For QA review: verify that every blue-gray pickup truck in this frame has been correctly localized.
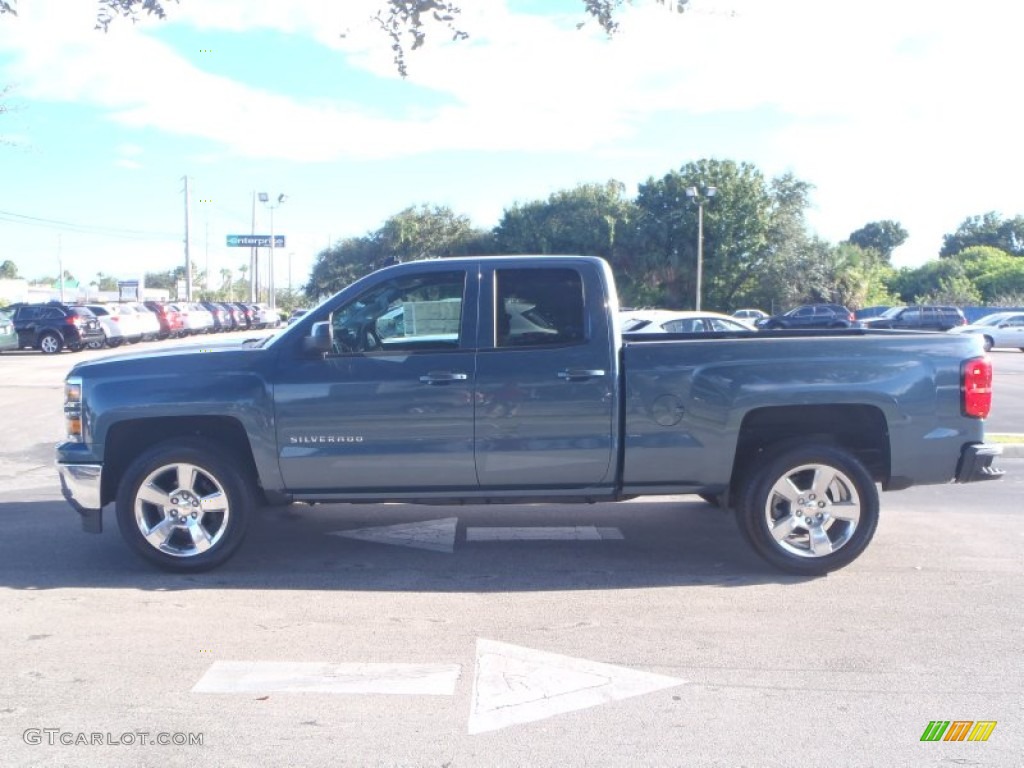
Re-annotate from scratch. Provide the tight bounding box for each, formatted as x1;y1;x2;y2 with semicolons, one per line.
56;256;1002;575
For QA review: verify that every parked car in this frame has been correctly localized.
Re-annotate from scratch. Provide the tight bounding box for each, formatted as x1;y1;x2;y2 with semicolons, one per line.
0;308;18;352
287;308;310;325
255;303;281;329
127;302;162;340
230;302;258;330
947;311;1024;351
854;305;891;320
84;304;137;348
6;302;105;353
620;310;756;334
170;303;214;335
859;305;967;332
731;308;768;322
143;301;184;339
200;301;232;332
759;303;857;329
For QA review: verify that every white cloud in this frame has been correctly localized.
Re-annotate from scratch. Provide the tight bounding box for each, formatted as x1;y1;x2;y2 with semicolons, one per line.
2;0;1022;269
3;0;1020;164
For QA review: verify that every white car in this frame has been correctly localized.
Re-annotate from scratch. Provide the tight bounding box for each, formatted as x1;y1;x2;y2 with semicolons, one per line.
619;309;757;334
126;302;162;340
255;303;281;329
947;311;1024;351
170;303;213;335
85;304;142;347
732;308;769;322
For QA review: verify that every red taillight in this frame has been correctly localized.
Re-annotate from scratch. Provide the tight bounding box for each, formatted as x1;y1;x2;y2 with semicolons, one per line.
962;356;992;419
65;315;81;326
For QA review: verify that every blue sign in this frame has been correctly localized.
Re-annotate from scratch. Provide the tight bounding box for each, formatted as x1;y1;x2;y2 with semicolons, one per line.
226;235;286;247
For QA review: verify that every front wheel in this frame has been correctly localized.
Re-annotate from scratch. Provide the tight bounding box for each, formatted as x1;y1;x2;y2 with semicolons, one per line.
115;438;255;571
735;444;879;576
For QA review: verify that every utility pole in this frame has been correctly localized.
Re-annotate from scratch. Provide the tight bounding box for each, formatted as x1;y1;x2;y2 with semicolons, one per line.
183;175;192;302
57;233;63;303
250;190;257;302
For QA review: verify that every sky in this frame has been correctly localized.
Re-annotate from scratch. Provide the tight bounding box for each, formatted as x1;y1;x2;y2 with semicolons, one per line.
1;0;1022;297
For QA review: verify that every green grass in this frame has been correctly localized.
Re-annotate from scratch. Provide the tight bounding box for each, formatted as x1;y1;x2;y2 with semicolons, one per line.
987;433;1024;444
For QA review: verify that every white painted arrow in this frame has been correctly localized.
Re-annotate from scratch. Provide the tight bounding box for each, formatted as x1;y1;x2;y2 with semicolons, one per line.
468;639;686;734
192;661;461;696
329;516;458;553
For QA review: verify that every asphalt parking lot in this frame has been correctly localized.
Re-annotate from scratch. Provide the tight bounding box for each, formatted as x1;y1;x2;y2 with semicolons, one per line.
0;339;1021;767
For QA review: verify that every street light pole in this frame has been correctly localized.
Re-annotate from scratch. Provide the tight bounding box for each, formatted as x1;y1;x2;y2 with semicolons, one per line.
258;192;287;310
685;185;716;311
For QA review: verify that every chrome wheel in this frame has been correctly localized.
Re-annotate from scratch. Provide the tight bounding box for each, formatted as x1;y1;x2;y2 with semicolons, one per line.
736;443;879;575
763;463;861;558
133;462;231;558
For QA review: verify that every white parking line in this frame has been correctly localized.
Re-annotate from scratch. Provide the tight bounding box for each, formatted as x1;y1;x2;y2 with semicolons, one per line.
192;661;461;695
465;526;624;541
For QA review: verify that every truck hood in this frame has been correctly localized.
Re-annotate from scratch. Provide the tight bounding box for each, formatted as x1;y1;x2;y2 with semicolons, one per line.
67;336;273;377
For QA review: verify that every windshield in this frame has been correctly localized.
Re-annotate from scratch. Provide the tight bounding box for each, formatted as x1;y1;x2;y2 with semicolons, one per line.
973;314;1008;326
879;306;907;318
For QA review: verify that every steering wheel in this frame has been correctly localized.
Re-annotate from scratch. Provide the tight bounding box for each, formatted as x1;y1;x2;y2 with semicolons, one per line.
331;327;358;355
359;324;382;351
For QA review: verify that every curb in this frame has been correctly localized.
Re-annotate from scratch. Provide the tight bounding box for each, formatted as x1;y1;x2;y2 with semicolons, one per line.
989;434;1024;459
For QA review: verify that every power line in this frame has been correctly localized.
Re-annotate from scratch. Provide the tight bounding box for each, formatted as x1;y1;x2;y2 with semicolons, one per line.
0;208;180;241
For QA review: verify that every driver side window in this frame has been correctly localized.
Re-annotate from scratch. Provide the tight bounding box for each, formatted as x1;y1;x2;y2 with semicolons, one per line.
328;270;466;355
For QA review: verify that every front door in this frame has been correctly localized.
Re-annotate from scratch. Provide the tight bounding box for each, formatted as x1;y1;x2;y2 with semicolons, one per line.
274;267;478;493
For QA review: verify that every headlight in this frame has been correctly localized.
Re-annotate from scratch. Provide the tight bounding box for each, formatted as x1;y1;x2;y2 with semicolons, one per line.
64;376;84;442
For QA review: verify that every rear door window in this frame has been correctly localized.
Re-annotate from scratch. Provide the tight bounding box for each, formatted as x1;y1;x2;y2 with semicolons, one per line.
493;268;585;348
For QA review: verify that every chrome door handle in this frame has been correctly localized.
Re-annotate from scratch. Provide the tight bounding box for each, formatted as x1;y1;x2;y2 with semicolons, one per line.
557;369;606;381
419;372;469;385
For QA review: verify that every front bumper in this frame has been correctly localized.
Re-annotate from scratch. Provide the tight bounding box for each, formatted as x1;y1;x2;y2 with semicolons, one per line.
955;443;1004;483
57;463;104;533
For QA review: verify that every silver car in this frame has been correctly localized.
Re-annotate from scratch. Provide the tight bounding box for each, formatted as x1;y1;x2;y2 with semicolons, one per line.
948;311;1024;351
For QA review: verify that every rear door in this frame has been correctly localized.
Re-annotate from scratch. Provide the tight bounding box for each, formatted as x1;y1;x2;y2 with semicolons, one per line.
474;261;617;488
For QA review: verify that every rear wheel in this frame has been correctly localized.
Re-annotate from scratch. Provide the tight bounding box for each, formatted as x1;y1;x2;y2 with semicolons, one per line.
38;332;63;354
983;336;993;352
735;444;879;575
115;438;254;571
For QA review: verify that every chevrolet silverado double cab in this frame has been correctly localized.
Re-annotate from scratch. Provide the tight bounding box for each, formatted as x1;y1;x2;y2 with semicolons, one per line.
56;256;1002;575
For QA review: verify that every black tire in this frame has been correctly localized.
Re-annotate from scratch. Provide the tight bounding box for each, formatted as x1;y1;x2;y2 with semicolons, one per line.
38;332;63;355
106;338;123;348
115;438;255;572
735;444;879;576
983;336;993;352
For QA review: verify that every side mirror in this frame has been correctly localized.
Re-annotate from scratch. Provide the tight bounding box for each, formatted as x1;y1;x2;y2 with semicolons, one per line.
303;321;332;355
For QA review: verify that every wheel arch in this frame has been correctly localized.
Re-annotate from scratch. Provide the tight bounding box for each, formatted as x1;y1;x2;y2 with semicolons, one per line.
731;404;890;494
101;416;259;507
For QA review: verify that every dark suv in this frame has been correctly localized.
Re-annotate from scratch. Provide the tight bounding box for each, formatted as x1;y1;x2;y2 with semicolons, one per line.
6;302;105;353
759;303;857;330
859;305;967;332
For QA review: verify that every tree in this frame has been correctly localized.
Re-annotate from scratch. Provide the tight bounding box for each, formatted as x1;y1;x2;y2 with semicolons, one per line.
495;181;636;261
0;259;19;279
940;212;1024;258
0;1;690;77
305;204;490;299
91;273;119;291
619;159;813;311
846;220;908;261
